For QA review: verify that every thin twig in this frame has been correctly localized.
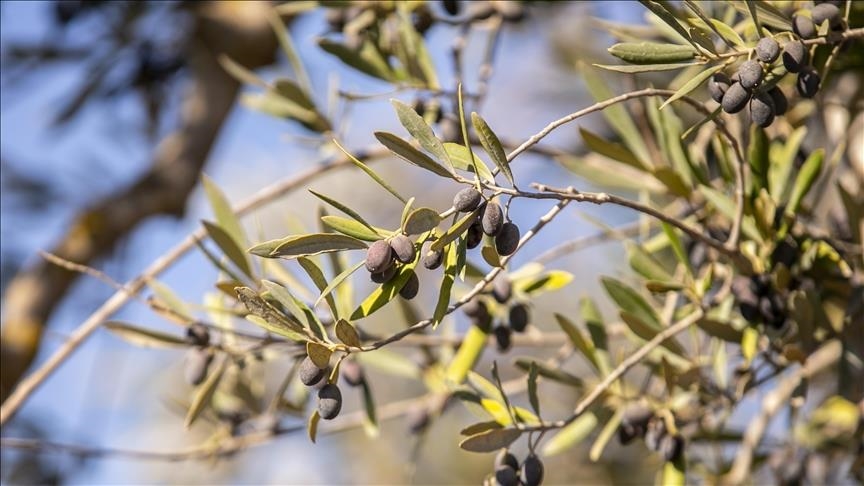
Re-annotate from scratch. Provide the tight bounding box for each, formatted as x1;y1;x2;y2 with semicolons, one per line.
517;308;705;432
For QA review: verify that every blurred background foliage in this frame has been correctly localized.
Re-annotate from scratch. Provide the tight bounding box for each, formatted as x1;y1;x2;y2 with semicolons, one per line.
0;0;861;484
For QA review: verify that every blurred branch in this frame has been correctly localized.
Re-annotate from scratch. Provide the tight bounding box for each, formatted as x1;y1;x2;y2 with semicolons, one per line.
725;340;842;484
0;1;281;411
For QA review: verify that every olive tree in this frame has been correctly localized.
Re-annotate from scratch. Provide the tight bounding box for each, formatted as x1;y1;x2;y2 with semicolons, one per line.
2;1;862;484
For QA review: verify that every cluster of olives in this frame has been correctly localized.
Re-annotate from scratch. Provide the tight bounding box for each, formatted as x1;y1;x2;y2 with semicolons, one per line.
485;448;544;486
184;323;214;386
710;2;844;127
453;187;521;256
299;356;343;420
617;404;684;463
462;276;532;352
732;274;788;329
365;233;420;300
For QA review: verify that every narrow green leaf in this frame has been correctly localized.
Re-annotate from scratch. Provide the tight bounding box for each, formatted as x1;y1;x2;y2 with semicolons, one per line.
527;362;540;417
332;139;407;203
217;55;267;88
513;358;583;387
185;357;226;428
148;279;193;321
306;342;332;369
236;286;307;340
298;257;340;321
262;280;325;340
601;276;662;329
309;189;378;234
659;64;723;110
391;99;452;171
661;223;691;277
315;260;365;308
459;428;522;453
589;408;623;462
558;154;664;192
593;62;700;73
638;1;699;50
403;207;441;235
460;421;503;436
471;112;514;187
608;42;696;64
374;131;454;179
446;325;488;384
625;241;675;282
456;84;479;178
307;410;321;443
516;270;574;295
542;412;599;456
317;38;394;82
321;215;385;242
697;318;744;343
699;185;763;243
355;348;421;380
431;206;483;252
360;380;379;438
433;241;459;326
104;321;188;348
335;319;361;347
443;143;496;183
786;149;824;215
662;458;687;486
202;221;252;279
249;233;368;259
351;265;419;320
579;128;644;170
578;63;652;168
202;175;247;254
555;314;600;373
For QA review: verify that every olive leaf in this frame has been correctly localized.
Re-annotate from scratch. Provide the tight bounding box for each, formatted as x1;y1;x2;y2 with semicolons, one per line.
104;321;188;348
471;112;514;187
321;215;386;242
391;99;452;171
335;319;361;347
185;356;227;428
332;139;408;204
249;233;368;259
202;220;253;279
542;412;599;456
458;428;522;453
608;42;696;64
402;207;441;235
374;131;454;179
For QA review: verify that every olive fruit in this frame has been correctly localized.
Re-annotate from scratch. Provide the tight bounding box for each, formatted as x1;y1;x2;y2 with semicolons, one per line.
797;69;821;98
738;60;764;90
340;360;364;387
467;219;484;249
495;449;520;470
317;384;343;420
494;465;519;486
508;303;530;332
399;271;420;300
462;298;489;319
755;37;780;63
782;41;808;73
749;92;775;128
660;434;684;462
370;264;397;284
495;222;520;256
520;454;545;486
768;87;788;116
390;235;416;264
492;277;512;303
481;202;504;236
474;311;494;333
721;82;750;113
299;356;326;386
494;324;513;352
621;404;653;437
365;239;394;274
184;347;213;386
792;14;816;39
442;0;460;16
453;187;483;212
811;3;841;28
186;323;210;347
423;249;444;270
708;72;730;103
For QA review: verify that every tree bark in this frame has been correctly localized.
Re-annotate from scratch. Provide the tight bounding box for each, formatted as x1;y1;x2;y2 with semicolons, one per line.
1;1;279;402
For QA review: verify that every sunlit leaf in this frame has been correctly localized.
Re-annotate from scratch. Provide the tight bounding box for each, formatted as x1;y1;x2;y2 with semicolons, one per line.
459;428;522;453
104;321;188;348
446;325;489;385
472;112;514;187
443;143;496;183
321;215;385;242
374;131;454;179
185;357;227;428
249;233;368;259
202;221;253;279
391;99;452;171
601;277;662;329
403;207;441;235
332;139;408;204
608;42;696;64
542;412;599;456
